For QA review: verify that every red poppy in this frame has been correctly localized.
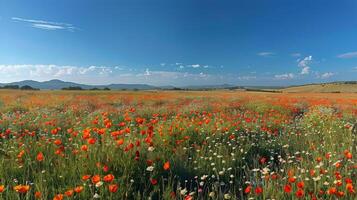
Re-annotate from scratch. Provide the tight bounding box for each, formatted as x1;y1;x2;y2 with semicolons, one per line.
284;184;292;193
163;161;170;170
82;175;91;181
108;184;119;193
35;191;41;198
13;185;30;194
65;190;74;197
0;185;5;193
74;186;83;193
297;181;304;189
103;174;115;183
255;186;263;195
244;185;251;194
116;138;124;146
53;194;64;200
288;177;296;183
295;189;304;198
150;178;158;185
91;175;101;184
36;152;44;162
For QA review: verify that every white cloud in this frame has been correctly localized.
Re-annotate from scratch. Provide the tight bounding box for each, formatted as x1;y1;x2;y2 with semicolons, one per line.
300;66;310;75
114;66;124;70
257;52;275;57
320;72;334;79
31;24;65;30
337;51;357;59
12;17;77;31
238;76;256;80
199;72;207;78
0;64;259;86
0;64;113;82
145;68;151;76
298;56;312;75
274;73;295;80
291;53;301;57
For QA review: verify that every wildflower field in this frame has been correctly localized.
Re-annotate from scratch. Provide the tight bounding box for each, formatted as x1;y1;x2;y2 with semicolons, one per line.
0;90;356;200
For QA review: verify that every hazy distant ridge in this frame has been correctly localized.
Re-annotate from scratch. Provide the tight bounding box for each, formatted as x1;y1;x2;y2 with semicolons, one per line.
0;79;157;90
0;79;355;91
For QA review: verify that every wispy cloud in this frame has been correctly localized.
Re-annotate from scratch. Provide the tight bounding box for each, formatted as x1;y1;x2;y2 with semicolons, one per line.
12;17;78;31
298;56;312;75
320;72;334;79
274;73;294;80
337;51;357;59
237;76;256;80
31;24;65;30
144;68;151;76
291;53;301;57
257;52;275;57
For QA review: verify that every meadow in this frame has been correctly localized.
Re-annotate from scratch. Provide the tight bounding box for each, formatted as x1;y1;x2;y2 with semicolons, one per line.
0;90;356;200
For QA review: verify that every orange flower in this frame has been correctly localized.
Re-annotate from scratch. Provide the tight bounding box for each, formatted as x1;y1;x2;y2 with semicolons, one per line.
74;186;84;193
163;161;170;170
91;175;101;184
53;139;62;146
328;187;337;195
35;191;42;198
53;194;63;200
17;150;25;159
345;152;352;160
116;138;124;146
346;183;355;194
82;175;91;181
108;184;119;193
288;177;296;183
81;145;88;151
13;185;30;194
103;174;115;183
36;152;44;162
65;189;74;197
0;185;5;193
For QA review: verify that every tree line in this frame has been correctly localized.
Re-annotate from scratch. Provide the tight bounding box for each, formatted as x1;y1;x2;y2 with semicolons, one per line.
0;85;39;90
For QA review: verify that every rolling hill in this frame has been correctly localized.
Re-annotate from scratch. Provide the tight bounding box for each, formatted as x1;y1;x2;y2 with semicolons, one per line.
281;82;357;93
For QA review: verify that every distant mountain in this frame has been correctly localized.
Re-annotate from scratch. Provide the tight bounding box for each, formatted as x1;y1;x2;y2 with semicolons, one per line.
0;80;241;90
182;84;237;90
0;79;157;90
3;79;354;91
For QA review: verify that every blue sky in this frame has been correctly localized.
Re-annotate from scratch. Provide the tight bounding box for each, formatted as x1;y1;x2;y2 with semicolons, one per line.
0;0;356;86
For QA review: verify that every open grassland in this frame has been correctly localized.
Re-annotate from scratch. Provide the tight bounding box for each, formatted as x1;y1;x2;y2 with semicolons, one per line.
281;83;357;93
0;90;356;199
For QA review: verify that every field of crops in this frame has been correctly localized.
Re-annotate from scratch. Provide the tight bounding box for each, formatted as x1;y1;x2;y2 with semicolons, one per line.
0;90;356;200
